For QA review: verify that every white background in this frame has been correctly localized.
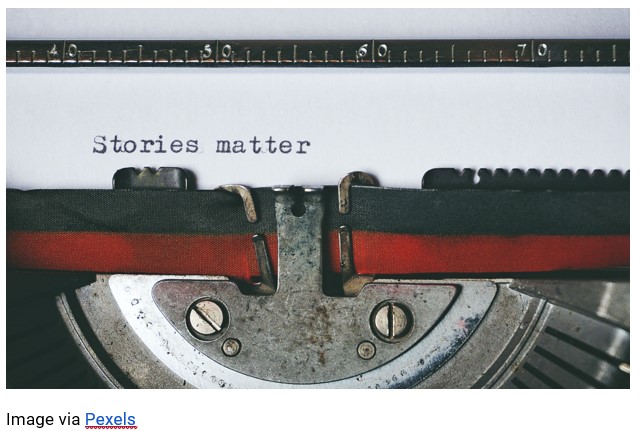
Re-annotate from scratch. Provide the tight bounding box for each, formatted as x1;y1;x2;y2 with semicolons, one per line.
2;6;635;431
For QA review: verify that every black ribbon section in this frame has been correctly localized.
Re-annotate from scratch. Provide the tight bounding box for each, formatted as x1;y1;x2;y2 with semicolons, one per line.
7;187;629;236
7;189;276;234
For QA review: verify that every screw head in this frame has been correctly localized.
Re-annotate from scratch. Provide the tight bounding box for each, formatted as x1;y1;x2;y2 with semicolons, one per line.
187;299;228;341
370;300;414;343
222;338;241;357
357;341;376;360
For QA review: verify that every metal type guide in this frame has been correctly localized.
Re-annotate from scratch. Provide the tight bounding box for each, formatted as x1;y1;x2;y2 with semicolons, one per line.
6;39;630;67
6;38;630;389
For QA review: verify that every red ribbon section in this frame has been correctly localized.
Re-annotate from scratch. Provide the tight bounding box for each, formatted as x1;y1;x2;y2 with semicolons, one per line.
7;231;629;278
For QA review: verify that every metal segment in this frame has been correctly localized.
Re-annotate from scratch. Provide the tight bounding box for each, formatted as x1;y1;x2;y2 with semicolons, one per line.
7;39;630;67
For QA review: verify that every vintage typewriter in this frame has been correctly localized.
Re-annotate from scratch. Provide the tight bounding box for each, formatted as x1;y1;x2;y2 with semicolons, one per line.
6;38;630;389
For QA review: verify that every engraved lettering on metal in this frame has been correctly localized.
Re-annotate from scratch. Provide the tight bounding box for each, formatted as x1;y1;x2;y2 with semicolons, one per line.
221;44;232;59
537;43;548;57
377;43;388;58
358;44;368;58
67;43;77;59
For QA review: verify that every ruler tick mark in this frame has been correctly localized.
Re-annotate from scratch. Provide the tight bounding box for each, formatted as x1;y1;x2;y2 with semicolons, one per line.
419;50;423;62
580;50;584;63
467;50;471;63
293;44;297;63
530;40;535;63
247;50;251;63
612;44;617;63
596;49;600;63
451;44;455;63
277;50;281;63
324;50;328;63
403;50;407;63
138;45;143;62
435;50;438;63
499;50;503;62
547;49;551;62
564;50;567;63
262;50;266;63
340;50;344;63
483;50;487;63
515;50;519;62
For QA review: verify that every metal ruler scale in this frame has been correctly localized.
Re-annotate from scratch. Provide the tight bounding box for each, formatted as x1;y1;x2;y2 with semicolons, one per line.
7;39;630;67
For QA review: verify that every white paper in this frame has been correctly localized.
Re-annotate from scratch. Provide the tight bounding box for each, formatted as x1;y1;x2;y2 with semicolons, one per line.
6;67;629;189
6;8;630;190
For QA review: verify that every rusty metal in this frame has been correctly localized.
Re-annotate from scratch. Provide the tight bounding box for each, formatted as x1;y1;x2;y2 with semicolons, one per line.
339;225;374;297
337;171;378;215
216;184;258;223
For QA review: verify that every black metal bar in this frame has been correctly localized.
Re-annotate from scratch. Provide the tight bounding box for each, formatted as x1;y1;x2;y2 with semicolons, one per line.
6;39;630;67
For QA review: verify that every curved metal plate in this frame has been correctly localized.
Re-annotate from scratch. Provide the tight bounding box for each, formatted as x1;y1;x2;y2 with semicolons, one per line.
109;275;496;388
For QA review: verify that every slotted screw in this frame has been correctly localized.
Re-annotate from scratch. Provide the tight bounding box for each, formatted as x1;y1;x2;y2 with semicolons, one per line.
188;300;225;338
371;301;414;343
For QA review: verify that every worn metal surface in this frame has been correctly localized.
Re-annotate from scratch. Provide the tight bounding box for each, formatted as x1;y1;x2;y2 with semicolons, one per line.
337;171;378;215
112;167;189;190
511;278;629;330
145;190;495;384
492;278;630;388
371;300;414;343
38;184;628;388
54;274;629;388
187;299;227;340
7;39;630;67
64;274;197;388
114;275;496;387
216;184;258;223
357;341;376;360
496;302;630;388
339;225;375;297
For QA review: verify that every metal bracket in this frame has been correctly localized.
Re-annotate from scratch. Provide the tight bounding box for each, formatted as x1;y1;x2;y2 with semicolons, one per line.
337;172;379;296
338;171;378;215
339;225;374;297
216;184;258;222
243;234;276;296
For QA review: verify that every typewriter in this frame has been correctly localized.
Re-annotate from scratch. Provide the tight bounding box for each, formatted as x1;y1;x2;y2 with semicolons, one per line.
6;34;630;389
